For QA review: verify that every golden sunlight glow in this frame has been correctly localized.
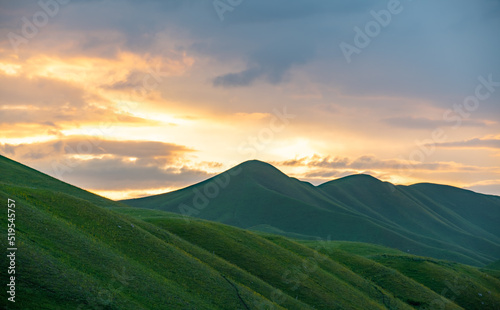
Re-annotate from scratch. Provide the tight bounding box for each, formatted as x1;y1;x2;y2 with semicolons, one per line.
268;138;316;160
69;154;105;161
59;124;167;142
234;112;272;120
382;174;414;185
1;135;56;145
92;187;179;201
115;107;193;127
0;62;21;75
0;105;34;110
26;52;194;89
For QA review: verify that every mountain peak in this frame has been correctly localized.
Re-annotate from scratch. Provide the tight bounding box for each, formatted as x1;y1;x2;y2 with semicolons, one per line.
319;173;384;189
231;159;285;176
339;174;381;181
238;159;272;167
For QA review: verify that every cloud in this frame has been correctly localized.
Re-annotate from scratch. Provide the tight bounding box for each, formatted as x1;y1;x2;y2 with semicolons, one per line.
0;136;213;191
274;154;487;173
0;73;159;131
303;170;347;179
0;74;90;108
1;136;193;161
213;41;314;87
383;116;488;129
432;138;500;149
465;180;500;196
106;70;152;90
53;157;213;191
279;155;349;168
3;0;500;107
275;154;500;194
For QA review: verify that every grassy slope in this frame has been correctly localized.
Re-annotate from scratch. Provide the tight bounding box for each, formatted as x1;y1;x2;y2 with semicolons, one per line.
0;154;122;208
145;217;393;309
298;240;408;257
123;160;500;266
486;259;500;270
0;186;280;310
318;176;500;265
127;209;500;310
0;156;281;309
319;176;500;254
2;155;500;309
373;255;500;309
299;240;500;309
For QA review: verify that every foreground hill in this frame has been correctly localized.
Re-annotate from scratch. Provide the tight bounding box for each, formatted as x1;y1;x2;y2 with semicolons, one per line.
1;154;500;309
122;160;500;266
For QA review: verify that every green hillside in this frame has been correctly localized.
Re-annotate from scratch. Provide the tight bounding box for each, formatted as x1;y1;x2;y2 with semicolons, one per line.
486;259;500;271
0;155;122;209
2;154;500;309
122;160;500;266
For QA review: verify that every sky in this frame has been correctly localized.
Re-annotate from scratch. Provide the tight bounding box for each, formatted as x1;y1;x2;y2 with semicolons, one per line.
1;0;500;199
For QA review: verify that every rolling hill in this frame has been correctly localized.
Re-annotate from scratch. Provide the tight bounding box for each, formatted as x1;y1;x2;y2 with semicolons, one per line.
123;160;500;267
2;154;500;309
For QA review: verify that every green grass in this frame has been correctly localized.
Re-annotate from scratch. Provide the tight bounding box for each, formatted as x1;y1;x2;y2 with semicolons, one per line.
1;186;268;309
485;259;500;270
122;160;500;266
299;240;500;309
0;154;124;209
276;237;460;309
373;255;500;309
144;216;391;309
298;240;408;257
2;155;500;309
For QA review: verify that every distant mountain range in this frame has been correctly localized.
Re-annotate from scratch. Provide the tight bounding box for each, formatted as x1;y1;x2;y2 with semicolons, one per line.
122;160;500;266
2;154;500;309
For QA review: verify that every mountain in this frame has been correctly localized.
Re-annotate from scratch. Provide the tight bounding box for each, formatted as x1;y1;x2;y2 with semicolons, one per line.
1;154;500;309
122;160;500;266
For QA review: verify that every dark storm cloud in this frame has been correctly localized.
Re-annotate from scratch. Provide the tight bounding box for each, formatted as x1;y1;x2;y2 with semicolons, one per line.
213;41;314;87
3;0;499;105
